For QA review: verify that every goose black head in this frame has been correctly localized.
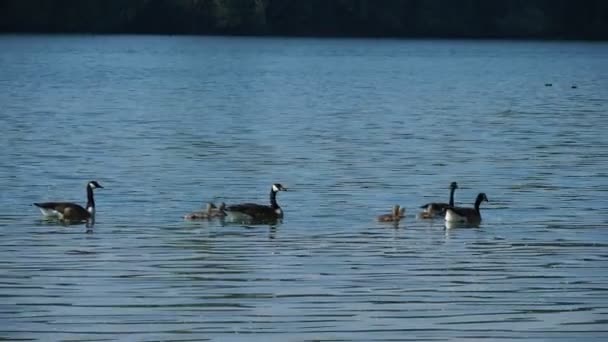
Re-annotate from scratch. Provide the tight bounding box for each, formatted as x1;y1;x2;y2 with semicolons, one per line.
477;193;489;203
272;183;287;192
450;182;458;190
392;205;400;216
88;181;103;189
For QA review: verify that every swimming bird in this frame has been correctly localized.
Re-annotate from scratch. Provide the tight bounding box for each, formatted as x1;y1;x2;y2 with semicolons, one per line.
184;202;226;220
445;192;489;224
184;202;227;220
419;182;458;218
34;181;103;223
377;205;406;222
223;183;287;223
184;202;216;220
213;202;227;218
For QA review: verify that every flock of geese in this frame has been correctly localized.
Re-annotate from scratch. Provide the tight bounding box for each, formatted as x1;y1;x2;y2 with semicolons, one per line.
374;181;489;225
33;181;489;227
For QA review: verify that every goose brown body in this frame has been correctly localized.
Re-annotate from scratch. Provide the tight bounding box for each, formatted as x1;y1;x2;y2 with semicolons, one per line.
445;193;489;224
419;182;458;218
34;181;103;223
34;202;91;221
223;184;287;223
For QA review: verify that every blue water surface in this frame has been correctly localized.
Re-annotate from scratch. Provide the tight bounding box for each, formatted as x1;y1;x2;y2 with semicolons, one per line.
1;35;607;341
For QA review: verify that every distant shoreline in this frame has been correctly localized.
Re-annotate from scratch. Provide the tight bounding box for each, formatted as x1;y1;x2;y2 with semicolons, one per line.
2;0;607;41
1;32;607;42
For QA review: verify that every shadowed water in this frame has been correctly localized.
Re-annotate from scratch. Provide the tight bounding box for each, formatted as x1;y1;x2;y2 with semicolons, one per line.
1;36;608;341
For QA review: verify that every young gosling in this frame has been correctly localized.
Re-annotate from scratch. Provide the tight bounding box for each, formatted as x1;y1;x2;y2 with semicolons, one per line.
184;202;216;220
377;205;406;222
212;202;227;218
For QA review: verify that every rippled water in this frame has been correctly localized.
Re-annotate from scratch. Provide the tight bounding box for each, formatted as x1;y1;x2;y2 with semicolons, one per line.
1;35;608;341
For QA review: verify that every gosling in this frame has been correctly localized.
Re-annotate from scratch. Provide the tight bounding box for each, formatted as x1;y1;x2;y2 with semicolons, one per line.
377;205;406;222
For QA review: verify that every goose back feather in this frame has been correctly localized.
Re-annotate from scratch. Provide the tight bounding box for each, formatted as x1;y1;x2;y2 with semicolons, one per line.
445;192;488;224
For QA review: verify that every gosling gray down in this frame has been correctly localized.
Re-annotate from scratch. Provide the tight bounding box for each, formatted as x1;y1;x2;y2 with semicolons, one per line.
377;205;406;222
184;202;226;220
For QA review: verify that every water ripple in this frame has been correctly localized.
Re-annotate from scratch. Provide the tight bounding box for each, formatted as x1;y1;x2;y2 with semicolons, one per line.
1;36;608;341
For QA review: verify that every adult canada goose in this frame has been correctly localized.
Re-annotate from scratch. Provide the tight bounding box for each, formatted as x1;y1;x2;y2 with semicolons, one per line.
223;183;287;223
445;192;489;224
34;181;103;223
377;205;406;222
184;202;227;220
419;182;458;218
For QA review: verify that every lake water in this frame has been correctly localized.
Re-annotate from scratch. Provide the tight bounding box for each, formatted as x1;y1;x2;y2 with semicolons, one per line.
1;35;607;341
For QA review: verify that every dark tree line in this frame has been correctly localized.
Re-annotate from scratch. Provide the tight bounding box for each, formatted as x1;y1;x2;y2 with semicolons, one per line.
1;0;607;39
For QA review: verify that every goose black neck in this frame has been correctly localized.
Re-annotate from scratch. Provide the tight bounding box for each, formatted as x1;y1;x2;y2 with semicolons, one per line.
474;195;483;213
86;185;95;210
449;187;456;207
270;189;280;209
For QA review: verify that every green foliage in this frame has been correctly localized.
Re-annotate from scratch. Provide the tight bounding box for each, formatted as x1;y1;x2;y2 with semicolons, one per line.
0;0;606;39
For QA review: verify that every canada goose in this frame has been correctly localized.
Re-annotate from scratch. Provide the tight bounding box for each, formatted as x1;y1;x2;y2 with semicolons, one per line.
377;205;406;222
419;182;458;218
223;183;287;223
445;192;489;224
398;207;405;218
34;181;103;222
